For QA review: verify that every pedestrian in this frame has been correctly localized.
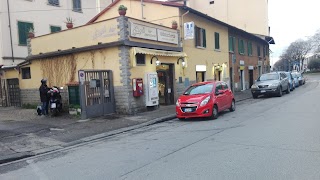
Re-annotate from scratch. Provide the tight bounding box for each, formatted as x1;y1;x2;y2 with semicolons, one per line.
39;79;49;116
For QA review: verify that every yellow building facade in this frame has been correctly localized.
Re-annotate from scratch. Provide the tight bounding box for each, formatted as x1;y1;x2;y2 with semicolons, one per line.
188;0;269;36
0;0;233;117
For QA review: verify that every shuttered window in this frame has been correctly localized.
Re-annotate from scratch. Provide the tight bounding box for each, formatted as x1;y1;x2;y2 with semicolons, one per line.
248;41;253;56
229;36;235;52
73;0;82;12
195;26;206;48
214;32;220;50
48;0;59;6
50;26;61;33
238;38;245;54
18;21;34;45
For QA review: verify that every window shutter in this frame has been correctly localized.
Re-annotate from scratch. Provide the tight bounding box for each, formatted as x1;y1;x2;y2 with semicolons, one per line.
238;39;241;54
203;29;206;48
195;26;199;47
18;22;26;45
18;22;33;45
51;26;61;33
215;32;219;49
233;37;235;51
228;36;232;51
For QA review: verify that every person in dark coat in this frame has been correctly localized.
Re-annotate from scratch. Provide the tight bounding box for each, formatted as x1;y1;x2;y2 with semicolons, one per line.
39;79;49;115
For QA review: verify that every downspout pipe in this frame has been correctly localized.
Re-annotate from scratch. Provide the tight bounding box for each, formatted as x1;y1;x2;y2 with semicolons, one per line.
6;0;15;65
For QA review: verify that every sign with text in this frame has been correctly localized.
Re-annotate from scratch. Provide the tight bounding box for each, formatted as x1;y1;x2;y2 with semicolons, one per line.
130;22;157;41
184;22;194;40
157;29;178;44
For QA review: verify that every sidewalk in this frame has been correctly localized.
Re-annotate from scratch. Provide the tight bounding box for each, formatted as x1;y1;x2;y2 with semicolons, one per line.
0;91;252;164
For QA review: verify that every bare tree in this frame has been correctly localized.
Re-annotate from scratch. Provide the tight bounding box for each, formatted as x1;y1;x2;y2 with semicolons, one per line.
285;39;313;71
311;29;320;53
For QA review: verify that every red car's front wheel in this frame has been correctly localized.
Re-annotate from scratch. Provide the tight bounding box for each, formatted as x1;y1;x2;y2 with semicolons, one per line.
210;105;219;120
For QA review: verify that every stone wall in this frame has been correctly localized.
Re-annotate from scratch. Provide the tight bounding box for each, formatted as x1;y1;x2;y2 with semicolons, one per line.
20;88;69;109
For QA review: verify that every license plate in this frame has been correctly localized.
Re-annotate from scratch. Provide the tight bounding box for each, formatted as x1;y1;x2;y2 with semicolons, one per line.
261;90;266;93
184;108;192;112
51;103;56;108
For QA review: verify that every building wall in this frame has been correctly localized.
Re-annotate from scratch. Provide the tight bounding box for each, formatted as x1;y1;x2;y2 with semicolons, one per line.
187;0;269;36
228;31;269;91
0;0;112;66
95;0;180;29
31;18;119;55
182;11;230;83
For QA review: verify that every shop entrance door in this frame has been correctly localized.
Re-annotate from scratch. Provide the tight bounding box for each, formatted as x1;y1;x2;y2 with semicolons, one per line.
157;64;174;105
249;70;254;88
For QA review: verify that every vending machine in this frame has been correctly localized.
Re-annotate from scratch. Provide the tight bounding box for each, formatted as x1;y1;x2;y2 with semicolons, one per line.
144;72;159;107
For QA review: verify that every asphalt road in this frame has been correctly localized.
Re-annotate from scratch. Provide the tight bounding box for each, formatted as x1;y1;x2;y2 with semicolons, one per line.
1;74;320;180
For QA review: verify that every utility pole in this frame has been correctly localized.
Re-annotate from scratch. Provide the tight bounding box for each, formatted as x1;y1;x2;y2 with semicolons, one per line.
7;0;15;65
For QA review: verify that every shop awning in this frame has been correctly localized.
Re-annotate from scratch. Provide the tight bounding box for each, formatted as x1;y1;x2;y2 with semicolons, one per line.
132;47;186;57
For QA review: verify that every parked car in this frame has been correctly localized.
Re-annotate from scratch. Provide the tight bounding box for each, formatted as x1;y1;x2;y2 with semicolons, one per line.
282;71;295;91
251;72;290;98
291;73;300;88
176;81;235;120
295;72;306;85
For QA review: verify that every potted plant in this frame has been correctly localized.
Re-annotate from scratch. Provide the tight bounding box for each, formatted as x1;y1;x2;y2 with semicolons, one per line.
118;5;127;16
172;20;178;29
28;27;35;38
65;17;74;29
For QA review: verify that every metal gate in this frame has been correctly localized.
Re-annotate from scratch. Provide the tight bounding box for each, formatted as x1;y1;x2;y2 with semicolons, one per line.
7;78;21;107
79;70;115;119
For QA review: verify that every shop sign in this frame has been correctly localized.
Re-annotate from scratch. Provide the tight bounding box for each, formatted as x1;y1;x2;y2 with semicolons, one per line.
184;22;194;40
130;22;157;41
157;29;178;44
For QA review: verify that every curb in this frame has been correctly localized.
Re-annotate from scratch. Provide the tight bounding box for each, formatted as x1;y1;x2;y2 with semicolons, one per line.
0;114;177;165
0;152;34;164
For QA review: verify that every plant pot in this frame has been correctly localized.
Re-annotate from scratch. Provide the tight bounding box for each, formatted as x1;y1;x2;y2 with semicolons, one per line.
69;108;77;115
118;10;127;16
66;23;73;29
28;32;35;38
172;24;178;30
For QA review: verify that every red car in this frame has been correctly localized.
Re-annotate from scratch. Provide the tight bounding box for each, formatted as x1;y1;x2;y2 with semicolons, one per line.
176;81;235;120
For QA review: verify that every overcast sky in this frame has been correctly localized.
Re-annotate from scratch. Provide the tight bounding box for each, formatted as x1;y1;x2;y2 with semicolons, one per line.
269;0;320;65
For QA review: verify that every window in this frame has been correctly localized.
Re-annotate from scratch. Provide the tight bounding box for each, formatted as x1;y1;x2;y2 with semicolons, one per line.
247;41;253;56
229;36;235;52
21;67;31;79
263;45;266;57
222;83;229;90
257;45;261;57
73;0;82;12
183;84;213;95
136;54;145;65
48;0;59;6
238;39;245;54
18;21;34;45
215;83;223;92
214;32;220;50
195;26;206;48
50;26;61;33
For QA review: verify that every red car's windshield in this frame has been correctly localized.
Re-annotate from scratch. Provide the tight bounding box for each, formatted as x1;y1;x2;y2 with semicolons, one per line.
183;84;214;95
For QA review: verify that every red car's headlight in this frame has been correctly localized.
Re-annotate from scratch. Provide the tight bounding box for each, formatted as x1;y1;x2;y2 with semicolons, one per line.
200;96;211;107
176;100;180;107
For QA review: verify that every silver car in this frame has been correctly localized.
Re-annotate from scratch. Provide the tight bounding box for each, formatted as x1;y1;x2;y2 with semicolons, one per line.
251;72;290;98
